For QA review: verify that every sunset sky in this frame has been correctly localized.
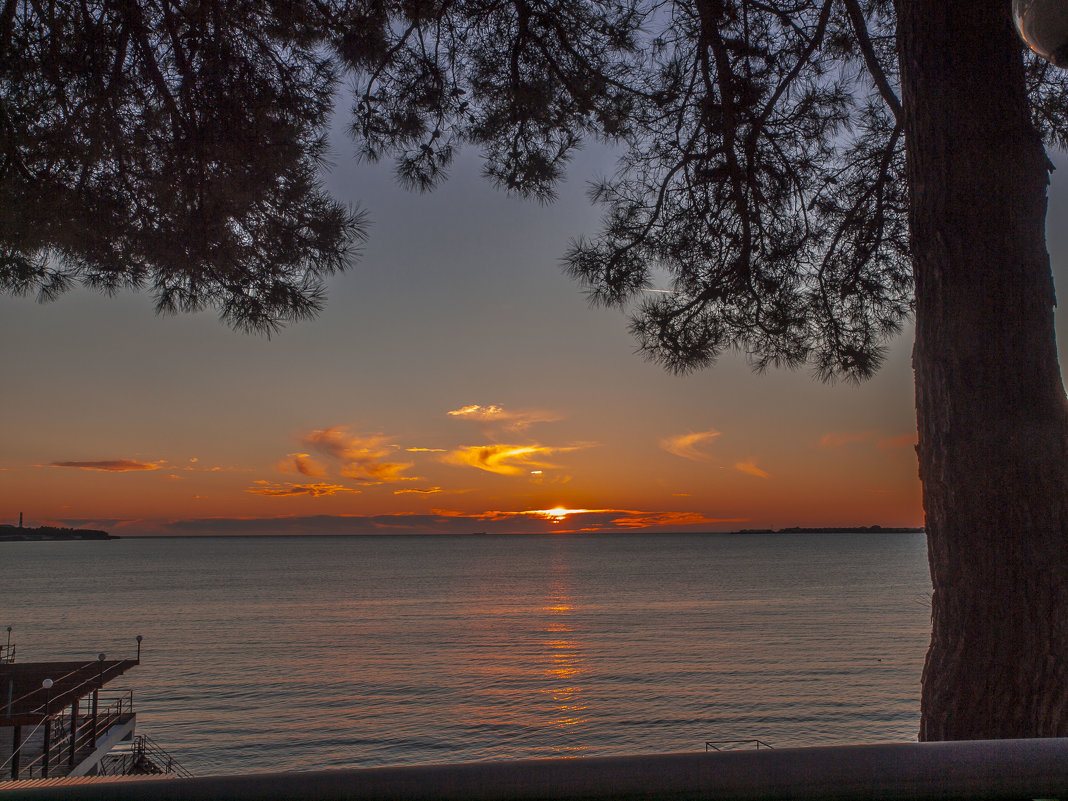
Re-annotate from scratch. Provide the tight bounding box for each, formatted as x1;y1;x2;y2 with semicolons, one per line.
3;114;1067;536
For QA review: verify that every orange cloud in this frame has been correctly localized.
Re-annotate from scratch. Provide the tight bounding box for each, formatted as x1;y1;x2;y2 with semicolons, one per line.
406;447;446;453
302;426;414;484
340;461;414;483
605;511;747;529
278;452;327;477
148;509;752;537
50;459;161;472
246;481;361;497
735;461;770;478
394;487;445;495
442;444;574;475
878;433;917;450
471;507;749;532
819;431;877;448
523;506;601;521
447;404;561;434
660;429;721;461
448;404;507;421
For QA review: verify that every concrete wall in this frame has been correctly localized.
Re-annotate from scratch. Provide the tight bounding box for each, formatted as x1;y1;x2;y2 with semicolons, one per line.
2;738;1068;800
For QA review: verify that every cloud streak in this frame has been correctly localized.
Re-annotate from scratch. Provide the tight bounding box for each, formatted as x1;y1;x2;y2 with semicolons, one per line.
246;481;362;498
447;404;561;434
819;431;877;448
50;459;161;472
660;429;721;461
442;444;576;475
735;461;770;478
878;433;917;450
152;509;748;536
474;508;749;533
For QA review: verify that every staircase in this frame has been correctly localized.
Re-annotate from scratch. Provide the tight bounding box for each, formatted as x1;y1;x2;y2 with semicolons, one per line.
99;734;192;778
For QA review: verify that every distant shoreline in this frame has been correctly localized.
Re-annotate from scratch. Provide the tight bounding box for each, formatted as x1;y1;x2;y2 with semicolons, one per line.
115;526;924;538
0;525;923;540
723;525;924;535
0;525;116;541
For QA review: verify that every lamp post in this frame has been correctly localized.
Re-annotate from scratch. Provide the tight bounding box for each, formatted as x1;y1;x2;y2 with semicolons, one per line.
91;653;105;748
40;678;53;779
136;635;142;663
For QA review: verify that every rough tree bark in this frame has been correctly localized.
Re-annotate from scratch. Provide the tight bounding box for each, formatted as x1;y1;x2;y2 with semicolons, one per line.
895;0;1068;739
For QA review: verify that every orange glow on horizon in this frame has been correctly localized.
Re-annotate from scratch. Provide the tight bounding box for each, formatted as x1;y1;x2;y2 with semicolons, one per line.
528;507;593;522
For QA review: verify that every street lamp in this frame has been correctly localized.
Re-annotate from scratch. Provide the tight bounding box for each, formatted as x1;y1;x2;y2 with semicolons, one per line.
92;655;105;748
1014;0;1068;66
41;678;53;779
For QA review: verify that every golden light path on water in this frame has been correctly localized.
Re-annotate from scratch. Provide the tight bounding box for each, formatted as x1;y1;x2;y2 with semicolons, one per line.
541;551;589;753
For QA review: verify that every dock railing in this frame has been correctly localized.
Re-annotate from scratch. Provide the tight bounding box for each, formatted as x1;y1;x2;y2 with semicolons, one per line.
99;734;193;779
3;738;1068;800
16;690;135;780
705;739;775;751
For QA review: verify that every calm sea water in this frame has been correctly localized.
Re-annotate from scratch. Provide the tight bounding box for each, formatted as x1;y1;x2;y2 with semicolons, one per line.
2;532;931;776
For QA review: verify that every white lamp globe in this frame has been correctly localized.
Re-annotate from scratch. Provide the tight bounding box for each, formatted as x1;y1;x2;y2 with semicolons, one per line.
1014;0;1068;67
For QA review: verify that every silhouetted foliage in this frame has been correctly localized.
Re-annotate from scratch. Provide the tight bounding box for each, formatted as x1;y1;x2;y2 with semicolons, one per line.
343;0;644;201
1;0;365;333
565;0;911;381
10;1;1065;371
338;0;1068;381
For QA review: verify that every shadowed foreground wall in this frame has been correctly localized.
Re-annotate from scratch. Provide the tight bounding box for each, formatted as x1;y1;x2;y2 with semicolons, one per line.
3;739;1068;800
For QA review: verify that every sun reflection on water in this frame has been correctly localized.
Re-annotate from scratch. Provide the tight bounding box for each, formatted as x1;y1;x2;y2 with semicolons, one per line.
540;553;589;751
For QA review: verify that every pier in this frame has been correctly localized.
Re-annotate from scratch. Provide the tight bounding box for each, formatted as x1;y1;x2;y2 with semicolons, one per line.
0;636;185;782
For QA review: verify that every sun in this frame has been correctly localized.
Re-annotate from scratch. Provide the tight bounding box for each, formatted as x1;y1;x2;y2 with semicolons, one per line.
525;506;590;523
522;506;598;525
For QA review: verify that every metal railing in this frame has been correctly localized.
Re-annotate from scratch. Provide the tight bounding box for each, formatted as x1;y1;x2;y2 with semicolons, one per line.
100;735;192;779
17;690;135;779
706;738;775;750
3;738;1068;800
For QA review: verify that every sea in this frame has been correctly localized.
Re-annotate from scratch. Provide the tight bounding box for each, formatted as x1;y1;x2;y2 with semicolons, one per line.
2;531;932;776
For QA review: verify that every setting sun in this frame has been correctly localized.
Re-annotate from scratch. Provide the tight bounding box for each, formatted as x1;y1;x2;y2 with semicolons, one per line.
529;507;586;522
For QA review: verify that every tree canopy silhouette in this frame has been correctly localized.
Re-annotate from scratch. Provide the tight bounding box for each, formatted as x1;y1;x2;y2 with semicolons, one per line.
4;0;1068;740
1;0;364;332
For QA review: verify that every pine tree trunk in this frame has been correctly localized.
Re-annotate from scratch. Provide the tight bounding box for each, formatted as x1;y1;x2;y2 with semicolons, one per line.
895;0;1068;739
